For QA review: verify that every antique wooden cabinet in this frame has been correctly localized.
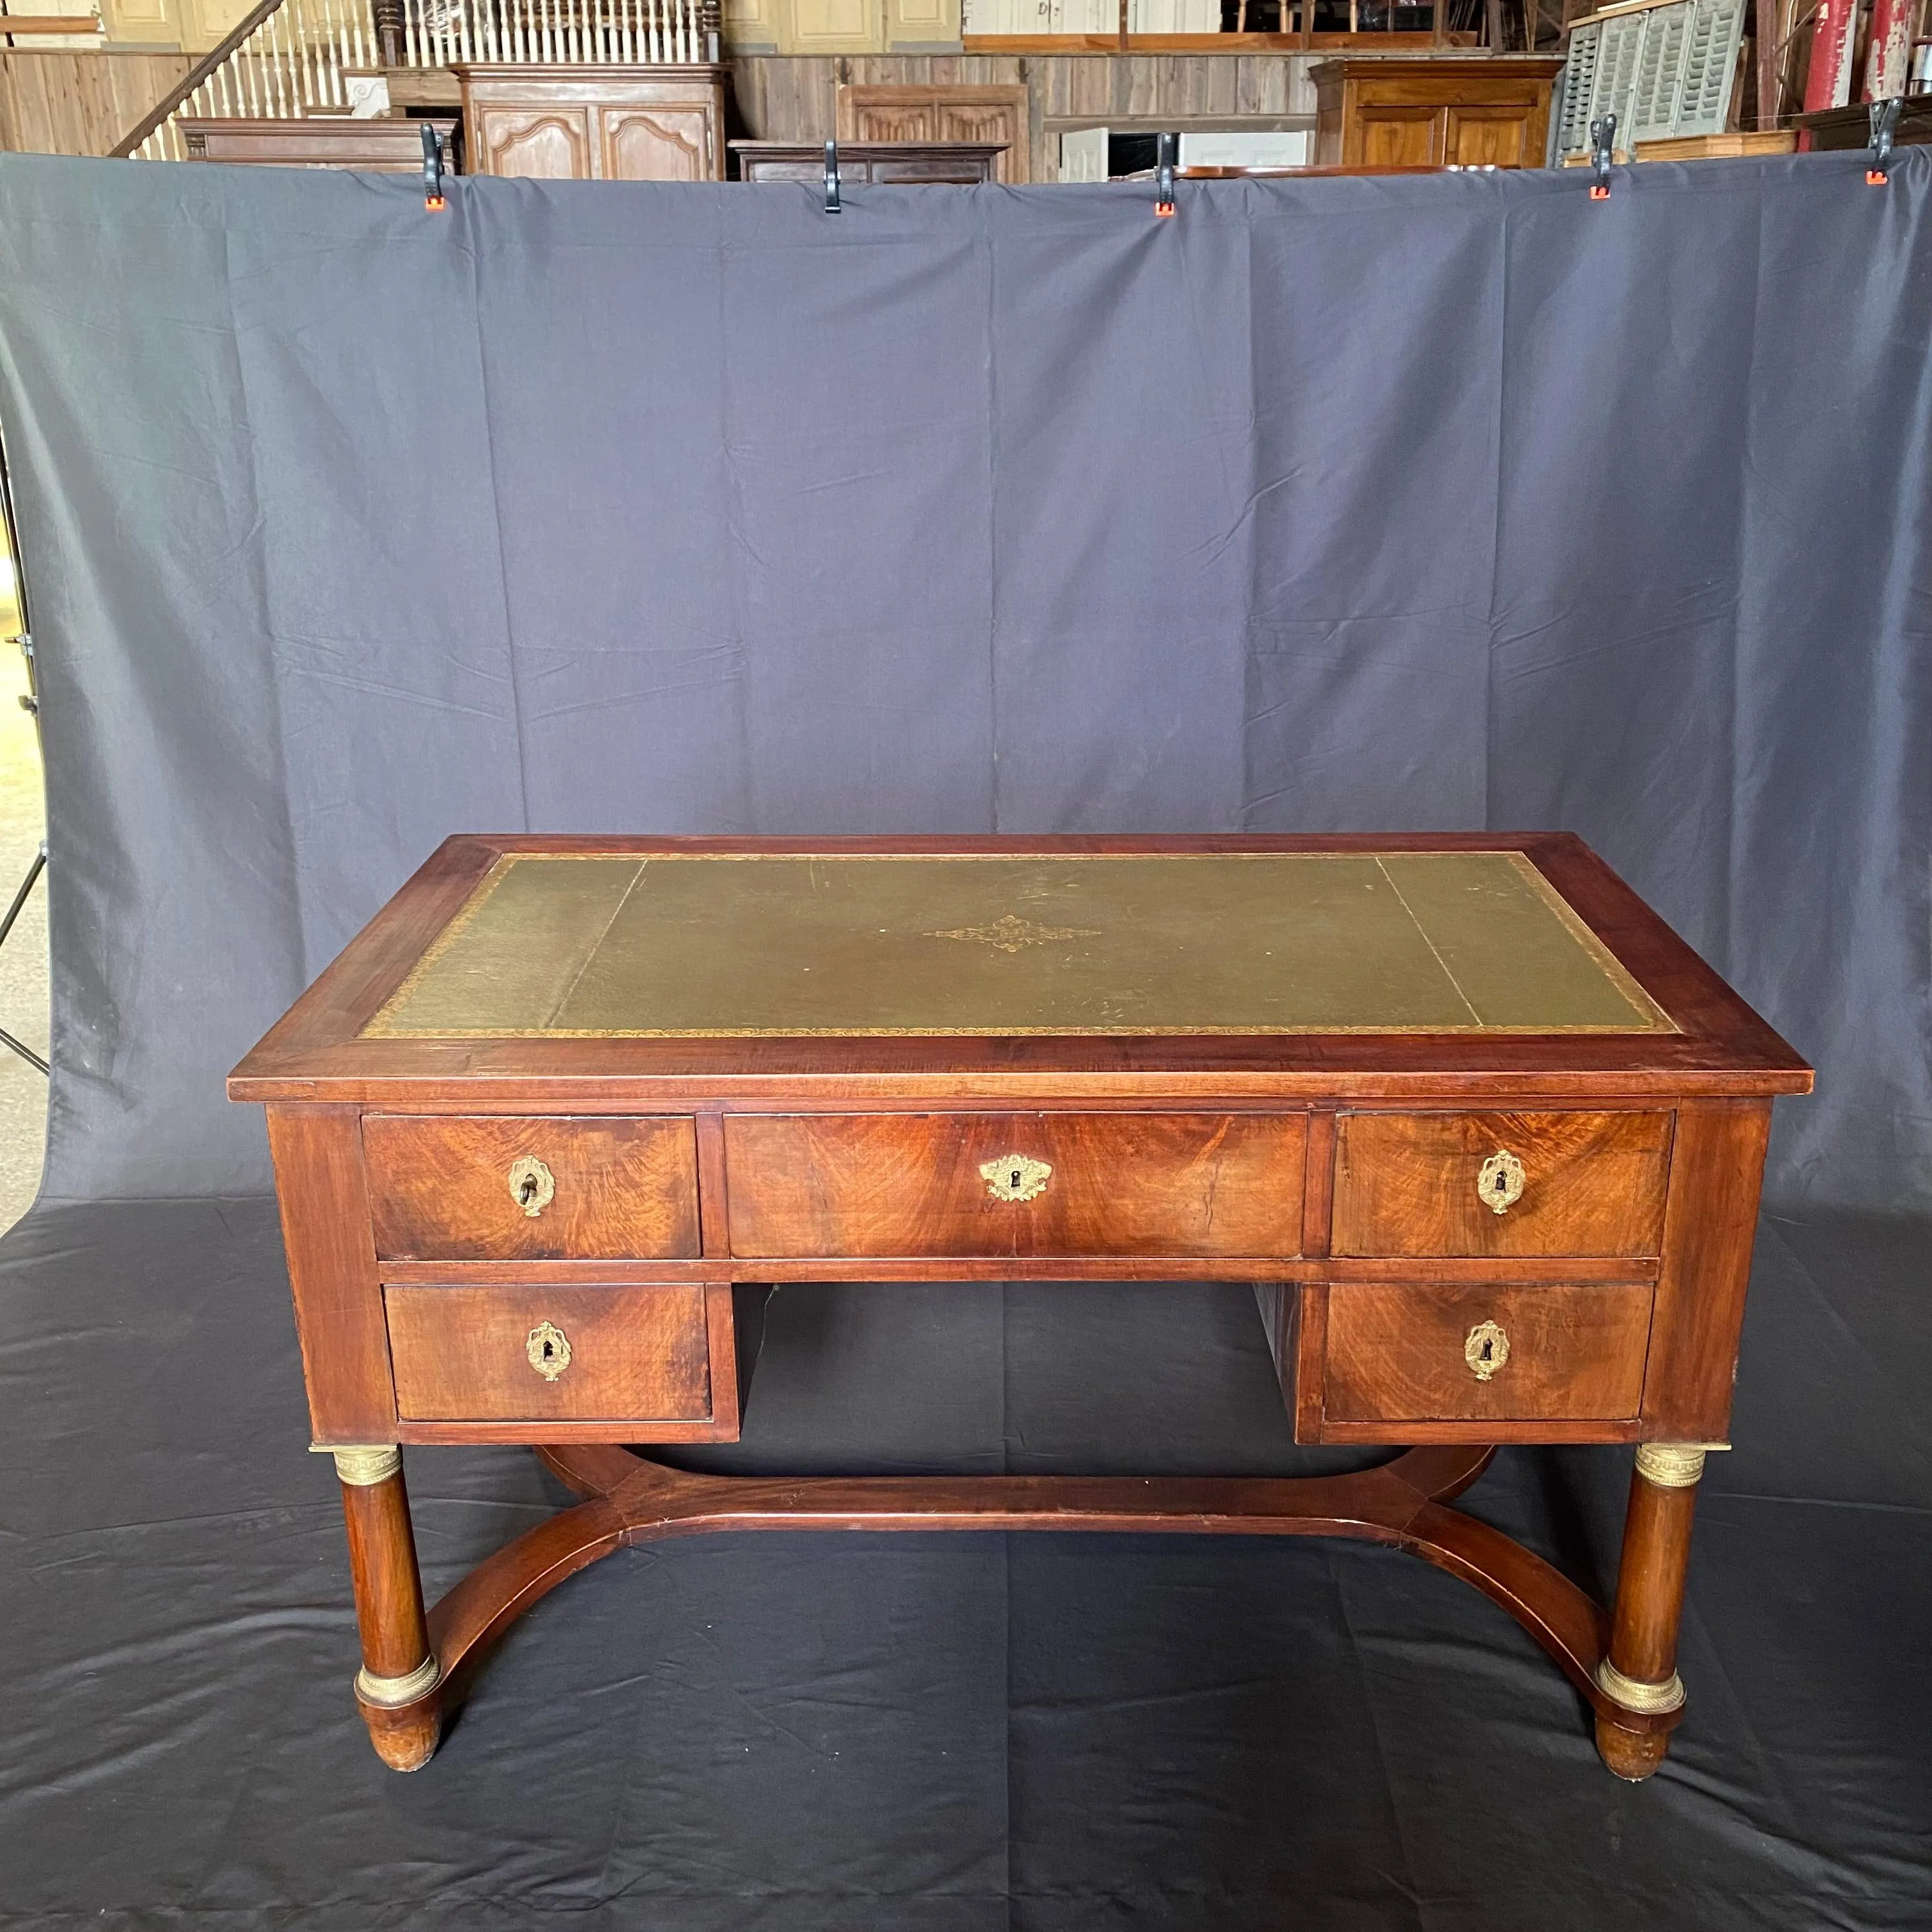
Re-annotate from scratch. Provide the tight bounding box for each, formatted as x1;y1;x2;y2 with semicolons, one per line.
836;80;1030;181
176;115;460;171
733;137;1006;180
232;834;1809;1780
456;63;730;180
1312;55;1565;168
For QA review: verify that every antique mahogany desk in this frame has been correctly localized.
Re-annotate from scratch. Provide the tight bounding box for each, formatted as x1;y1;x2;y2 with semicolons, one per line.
229;834;1811;1778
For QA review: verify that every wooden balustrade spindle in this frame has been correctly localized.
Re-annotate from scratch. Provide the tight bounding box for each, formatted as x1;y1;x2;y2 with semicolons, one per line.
333;0;352;104
288;0;305;108
293;0;314;112
263;15;287;115
316;0;334;106
256;18;278;115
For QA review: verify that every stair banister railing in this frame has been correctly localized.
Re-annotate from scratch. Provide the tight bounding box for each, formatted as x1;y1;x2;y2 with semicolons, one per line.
112;0;289;157
114;0;716;163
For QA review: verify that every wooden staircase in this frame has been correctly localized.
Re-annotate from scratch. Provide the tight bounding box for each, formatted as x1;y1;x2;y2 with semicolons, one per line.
112;0;719;160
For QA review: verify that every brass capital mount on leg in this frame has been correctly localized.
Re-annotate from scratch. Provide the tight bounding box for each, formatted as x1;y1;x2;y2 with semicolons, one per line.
1634;1442;1719;1489
322;1445;402;1487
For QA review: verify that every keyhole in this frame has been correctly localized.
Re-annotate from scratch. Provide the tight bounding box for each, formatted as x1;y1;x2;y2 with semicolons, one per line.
1492;1172;1506;1197
541;1338;555;1361
519;1175;538;1206
1478;1338;1493;1365
1009;1168;1023;1192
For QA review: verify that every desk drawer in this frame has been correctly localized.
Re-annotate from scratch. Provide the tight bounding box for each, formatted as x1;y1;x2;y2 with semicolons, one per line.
365;1115;700;1261
385;1282;712;1423
1322;1280;1654;1423
726;1112;1307;1259
1331;1110;1671;1258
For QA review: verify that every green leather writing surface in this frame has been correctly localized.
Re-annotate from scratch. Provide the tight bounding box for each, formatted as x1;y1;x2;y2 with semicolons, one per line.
365;850;1673;1038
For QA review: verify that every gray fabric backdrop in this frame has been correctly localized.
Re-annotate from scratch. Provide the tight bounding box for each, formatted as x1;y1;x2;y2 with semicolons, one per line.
1;150;1927;1209
0;151;1927;1931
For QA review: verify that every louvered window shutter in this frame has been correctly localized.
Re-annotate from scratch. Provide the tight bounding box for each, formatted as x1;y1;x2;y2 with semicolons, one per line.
1673;0;1747;135
1557;21;1601;155
1588;12;1650;155
1630;1;1693;144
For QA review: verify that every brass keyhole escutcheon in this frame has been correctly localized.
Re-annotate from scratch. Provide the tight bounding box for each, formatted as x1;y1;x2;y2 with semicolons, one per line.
1464;1319;1510;1382
981;1153;1052;1204
507;1154;555;1218
1477;1149;1526;1216
526;1319;571;1381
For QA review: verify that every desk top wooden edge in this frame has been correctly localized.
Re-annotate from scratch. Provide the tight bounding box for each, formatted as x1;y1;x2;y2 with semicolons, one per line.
227;832;1813;1104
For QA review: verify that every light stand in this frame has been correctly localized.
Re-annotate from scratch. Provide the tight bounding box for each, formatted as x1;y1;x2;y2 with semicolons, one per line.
0;406;50;1076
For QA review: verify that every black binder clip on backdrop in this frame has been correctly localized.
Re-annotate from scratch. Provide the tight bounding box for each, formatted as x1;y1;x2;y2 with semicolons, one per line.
1155;130;1177;216
1588;112;1616;199
422;122;445;211
1867;97;1902;184
824;139;841;214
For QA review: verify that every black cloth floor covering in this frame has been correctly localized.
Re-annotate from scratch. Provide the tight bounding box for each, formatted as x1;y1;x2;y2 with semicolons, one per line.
0;1200;1926;1929
1;150;1929;1926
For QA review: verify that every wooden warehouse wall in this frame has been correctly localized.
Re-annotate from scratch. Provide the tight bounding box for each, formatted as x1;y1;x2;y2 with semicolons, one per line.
0;47;1319;174
0;50;191;155
732;52;1319;178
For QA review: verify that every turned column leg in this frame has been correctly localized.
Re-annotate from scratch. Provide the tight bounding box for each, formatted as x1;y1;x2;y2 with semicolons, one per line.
1594;1443;1708;1780
332;1446;442;1772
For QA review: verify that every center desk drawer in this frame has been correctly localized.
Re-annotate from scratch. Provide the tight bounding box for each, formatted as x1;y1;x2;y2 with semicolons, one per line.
386;1283;713;1423
726;1113;1308;1259
365;1115;700;1262
1331;1110;1671;1258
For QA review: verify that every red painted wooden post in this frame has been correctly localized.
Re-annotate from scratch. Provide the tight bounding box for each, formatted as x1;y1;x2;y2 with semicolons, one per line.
1802;0;1858;112
1862;0;1912;98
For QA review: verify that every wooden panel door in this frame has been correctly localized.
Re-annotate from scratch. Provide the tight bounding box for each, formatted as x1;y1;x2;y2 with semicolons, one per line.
726;0;782;45
1443;105;1537;167
1357;106;1442;167
479;107;592;178
885;0;962;43
838;82;1029;181
103;0;180;42
176;0;250;50
790;0;885;50
601;106;714;180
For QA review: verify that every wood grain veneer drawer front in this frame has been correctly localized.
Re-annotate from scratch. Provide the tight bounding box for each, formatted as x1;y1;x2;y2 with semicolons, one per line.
365;1115;699;1261
1331;1110;1671;1258
385;1283;712;1422
1323;1280;1654;1423
726;1112;1308;1259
